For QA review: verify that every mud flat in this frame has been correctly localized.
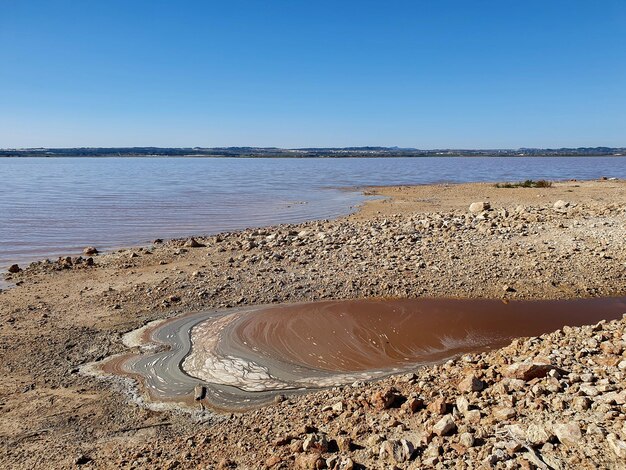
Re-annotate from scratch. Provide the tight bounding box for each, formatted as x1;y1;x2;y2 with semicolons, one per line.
1;179;626;468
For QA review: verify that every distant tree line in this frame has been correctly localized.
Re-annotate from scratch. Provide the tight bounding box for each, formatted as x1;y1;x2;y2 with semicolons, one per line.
0;146;624;158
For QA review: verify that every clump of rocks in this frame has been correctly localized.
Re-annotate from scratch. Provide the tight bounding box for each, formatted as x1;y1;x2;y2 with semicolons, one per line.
235;314;626;468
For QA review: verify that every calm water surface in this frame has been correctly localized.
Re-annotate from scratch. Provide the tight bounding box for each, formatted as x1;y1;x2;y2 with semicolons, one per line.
1;156;625;270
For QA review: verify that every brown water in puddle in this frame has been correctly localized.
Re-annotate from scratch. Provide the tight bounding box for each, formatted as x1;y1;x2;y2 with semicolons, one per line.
102;296;626;409
232;297;626;372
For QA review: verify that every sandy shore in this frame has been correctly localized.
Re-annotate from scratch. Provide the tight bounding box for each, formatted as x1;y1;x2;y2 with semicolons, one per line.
1;179;626;468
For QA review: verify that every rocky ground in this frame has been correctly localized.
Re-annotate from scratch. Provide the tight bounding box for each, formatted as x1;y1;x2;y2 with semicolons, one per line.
1;179;625;469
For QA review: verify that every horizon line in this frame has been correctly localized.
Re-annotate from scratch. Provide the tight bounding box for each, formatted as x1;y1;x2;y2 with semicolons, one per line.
2;145;625;152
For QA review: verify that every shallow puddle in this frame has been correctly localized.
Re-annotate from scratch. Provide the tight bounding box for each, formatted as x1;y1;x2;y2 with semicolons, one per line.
100;296;626;410
231;297;626;372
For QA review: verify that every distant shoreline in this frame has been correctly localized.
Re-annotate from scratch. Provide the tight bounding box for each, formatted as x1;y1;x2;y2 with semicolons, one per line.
1;146;624;158
2;154;625;159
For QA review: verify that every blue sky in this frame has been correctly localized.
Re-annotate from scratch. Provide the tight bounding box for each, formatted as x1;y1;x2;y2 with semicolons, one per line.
1;1;625;148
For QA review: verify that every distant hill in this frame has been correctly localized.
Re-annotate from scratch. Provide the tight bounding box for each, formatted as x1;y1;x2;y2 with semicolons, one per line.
0;146;624;158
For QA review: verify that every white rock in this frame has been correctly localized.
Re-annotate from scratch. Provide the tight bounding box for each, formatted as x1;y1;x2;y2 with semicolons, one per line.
456;396;470;415
553;422;582;446
433;415;456;436
469;202;490;213
579;384;599;397
607;433;626;459
459;432;475;448
331;401;344;412
458;374;485;392
526;424;551;446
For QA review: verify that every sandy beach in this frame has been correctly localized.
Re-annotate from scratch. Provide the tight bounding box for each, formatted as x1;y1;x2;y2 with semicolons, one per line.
2;179;626;469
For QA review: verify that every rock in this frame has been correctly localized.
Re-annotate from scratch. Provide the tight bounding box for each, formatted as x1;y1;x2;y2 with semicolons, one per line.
399;439;415;460
458;374;485;392
379;439;414;463
456;396;470;415
553;422;582;447
273;434;295;446
336;436;352;452
290;439;304;453
193;384;206;401
7;264;21;273
403;396;424;413
553;200;570;210
459;432;475;448
399;372;418;383
336;457;354;470
274;394;286;404
75;455;92;465
83;246;98;255
184;238;205;248
371;387;403;409
607;433;626;459
367;434;384;448
505;440;522;454
492;406;516;420
331;401;344;412
596;391;622;405
469;202;490;213
299;424;317;435
427;396;448;415
464;409;481;424
572;396;591;411
295;453;324;470
525;424;551;446
579;384;599;397
327;456;354;470
302;433;329;453
378;441;396;462
615;390;626;405
433;415;456;436
504;424;526;441
265;455;282;468
501;378;526;392
422;441;441;460
503;362;560;381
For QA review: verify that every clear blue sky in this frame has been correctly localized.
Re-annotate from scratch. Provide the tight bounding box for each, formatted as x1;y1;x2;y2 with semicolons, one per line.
1;1;625;149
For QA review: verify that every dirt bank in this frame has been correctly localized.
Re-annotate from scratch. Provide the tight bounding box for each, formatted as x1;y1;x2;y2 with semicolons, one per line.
1;179;625;468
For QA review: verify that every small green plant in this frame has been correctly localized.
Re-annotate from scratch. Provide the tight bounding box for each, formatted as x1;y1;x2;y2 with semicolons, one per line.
495;179;553;188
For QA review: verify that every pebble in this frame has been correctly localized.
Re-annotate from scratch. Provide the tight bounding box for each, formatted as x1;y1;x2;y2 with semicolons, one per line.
8;264;21;273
